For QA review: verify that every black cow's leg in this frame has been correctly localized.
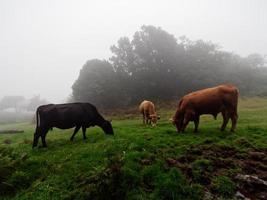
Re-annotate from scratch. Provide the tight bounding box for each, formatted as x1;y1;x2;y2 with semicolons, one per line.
70;125;81;141
32;127;41;148
82;126;87;141
41;128;49;147
194;116;200;133
221;111;229;131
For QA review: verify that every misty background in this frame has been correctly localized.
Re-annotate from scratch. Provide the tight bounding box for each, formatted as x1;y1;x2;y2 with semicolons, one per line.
0;0;267;122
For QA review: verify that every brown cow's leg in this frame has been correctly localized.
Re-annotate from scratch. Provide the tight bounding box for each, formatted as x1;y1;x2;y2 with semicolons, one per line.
230;113;238;132
145;113;149;125
221;111;229;131
194;116;200;133
82;126;87;140
142;112;145;124
70;125;81;141
181;113;190;132
181;119;189;132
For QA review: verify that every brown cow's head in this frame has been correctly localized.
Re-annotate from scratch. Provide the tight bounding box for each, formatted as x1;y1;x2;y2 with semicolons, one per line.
149;114;159;126
171;109;183;132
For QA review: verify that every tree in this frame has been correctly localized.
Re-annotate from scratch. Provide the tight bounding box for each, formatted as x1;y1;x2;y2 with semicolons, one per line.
27;95;48;112
0;96;25;112
72;25;267;108
72;59;126;108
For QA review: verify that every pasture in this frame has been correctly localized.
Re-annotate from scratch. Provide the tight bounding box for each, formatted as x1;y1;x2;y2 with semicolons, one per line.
0;98;267;200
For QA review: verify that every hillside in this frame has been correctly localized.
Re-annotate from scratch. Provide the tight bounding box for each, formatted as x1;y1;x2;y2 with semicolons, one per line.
0;98;267;200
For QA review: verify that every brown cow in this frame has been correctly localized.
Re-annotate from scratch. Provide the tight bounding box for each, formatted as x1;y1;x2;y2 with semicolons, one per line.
139;100;160;126
172;84;238;132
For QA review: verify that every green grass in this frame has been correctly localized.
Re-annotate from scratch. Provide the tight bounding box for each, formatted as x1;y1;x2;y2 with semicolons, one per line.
0;98;267;200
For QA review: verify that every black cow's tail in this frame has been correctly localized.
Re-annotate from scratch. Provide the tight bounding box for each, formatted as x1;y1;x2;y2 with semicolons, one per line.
36;108;40;128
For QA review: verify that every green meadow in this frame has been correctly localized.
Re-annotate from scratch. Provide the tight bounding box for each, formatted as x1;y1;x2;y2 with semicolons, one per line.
0;98;267;200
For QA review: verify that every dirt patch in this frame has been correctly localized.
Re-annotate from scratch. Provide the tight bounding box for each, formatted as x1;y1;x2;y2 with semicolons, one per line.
3;139;12;144
165;144;267;199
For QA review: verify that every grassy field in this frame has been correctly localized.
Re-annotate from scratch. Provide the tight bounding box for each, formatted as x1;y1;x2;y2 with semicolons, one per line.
0;98;267;200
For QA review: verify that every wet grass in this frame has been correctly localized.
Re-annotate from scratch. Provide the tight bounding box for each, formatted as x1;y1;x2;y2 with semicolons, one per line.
0;98;267;200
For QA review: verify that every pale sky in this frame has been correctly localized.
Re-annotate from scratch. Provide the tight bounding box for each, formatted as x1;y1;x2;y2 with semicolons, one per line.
0;0;266;102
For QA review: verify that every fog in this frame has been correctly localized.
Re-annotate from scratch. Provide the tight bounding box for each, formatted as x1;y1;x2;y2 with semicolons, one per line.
0;0;267;103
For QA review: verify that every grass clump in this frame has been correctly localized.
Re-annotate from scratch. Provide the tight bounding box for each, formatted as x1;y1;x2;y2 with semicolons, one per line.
155;168;204;200
210;176;236;198
192;159;213;184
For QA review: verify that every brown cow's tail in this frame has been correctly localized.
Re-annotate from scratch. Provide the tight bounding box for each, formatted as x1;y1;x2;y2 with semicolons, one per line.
234;87;239;113
178;98;184;109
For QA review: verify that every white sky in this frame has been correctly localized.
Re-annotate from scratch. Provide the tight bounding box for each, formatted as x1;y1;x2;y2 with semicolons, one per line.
0;0;267;102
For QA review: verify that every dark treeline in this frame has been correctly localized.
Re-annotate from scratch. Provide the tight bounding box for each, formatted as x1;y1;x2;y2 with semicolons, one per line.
72;25;267;108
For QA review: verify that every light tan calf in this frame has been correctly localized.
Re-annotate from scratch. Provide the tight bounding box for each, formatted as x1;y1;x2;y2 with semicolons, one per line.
139;100;159;126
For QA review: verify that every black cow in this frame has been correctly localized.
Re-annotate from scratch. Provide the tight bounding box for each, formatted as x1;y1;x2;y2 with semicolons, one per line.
32;103;114;148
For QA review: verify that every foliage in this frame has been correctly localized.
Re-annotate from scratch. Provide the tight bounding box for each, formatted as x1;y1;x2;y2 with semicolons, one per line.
72;25;267;108
0;96;25;111
72;59;127;108
26;95;48;112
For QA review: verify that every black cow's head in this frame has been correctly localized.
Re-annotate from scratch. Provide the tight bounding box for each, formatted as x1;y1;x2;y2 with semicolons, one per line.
101;120;114;135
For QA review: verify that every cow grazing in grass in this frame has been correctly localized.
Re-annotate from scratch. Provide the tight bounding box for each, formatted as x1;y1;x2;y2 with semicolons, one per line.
139;100;160;126
32;103;114;148
172;84;239;133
